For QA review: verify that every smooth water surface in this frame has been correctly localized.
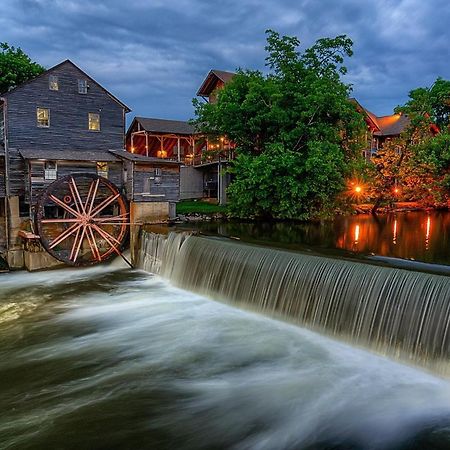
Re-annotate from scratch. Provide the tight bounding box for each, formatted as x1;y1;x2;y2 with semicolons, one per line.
1;267;450;450
176;211;450;266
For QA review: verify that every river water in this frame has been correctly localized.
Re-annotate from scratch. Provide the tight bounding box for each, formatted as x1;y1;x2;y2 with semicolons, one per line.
1;264;450;449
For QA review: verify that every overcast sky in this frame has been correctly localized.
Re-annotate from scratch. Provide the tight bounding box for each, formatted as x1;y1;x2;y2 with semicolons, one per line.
2;0;450;123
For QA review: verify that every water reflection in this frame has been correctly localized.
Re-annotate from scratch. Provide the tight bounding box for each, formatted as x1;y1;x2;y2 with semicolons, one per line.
175;211;450;265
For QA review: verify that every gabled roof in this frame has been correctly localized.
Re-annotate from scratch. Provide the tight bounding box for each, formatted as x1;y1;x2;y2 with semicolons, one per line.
1;59;131;112
373;114;410;136
19;148;119;162
351;98;410;136
196;69;236;97
130;117;196;135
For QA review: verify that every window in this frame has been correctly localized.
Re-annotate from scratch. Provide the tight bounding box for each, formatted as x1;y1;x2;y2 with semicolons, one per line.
96;162;108;179
37;108;50;127
88;113;100;131
154;168;162;185
49;75;59;91
44;161;57;180
78;79;88;94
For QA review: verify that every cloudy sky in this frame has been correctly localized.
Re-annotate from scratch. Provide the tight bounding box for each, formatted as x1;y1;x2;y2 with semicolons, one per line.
2;0;450;123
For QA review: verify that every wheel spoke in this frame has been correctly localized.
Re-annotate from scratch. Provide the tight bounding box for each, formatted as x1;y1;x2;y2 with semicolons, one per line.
49;223;82;249
69;178;83;214
92;223;122;252
91;193;120;217
71;226;87;262
41;218;81;223
69;226;82;261
93;213;129;223
86;179;100;216
49;194;81;218
86;226;101;261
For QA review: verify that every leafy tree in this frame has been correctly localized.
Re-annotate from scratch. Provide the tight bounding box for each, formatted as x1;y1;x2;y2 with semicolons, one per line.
0;43;44;94
193;30;365;219
367;77;450;212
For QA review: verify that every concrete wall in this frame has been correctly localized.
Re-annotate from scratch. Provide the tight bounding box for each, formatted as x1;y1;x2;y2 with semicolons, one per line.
130;201;170;224
180;166;204;199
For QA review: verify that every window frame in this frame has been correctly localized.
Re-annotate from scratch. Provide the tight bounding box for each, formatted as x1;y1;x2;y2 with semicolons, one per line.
96;161;108;179
88;112;101;131
44;161;57;180
78;79;88;94
37;107;50;128
49;75;59;91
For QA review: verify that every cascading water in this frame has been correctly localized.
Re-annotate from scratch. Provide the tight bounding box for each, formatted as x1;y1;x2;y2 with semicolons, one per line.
138;231;450;375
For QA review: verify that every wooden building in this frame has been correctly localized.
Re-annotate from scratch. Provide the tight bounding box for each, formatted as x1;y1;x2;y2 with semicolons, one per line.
125;116;233;202
197;69;236;103
0;60;180;269
351;99;411;159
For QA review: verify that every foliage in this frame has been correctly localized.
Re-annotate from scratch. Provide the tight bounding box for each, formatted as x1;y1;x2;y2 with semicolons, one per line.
193;30;365;219
367;77;450;211
0;43;45;94
176;200;227;215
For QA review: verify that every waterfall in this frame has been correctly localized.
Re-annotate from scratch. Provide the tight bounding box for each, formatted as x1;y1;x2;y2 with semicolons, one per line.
137;231;450;375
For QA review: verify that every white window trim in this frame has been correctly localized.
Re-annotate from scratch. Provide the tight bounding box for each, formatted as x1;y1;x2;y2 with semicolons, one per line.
49;75;59;91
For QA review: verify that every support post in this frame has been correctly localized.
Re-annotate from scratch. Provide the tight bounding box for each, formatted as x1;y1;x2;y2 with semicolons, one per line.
145;132;149;157
177;137;181;162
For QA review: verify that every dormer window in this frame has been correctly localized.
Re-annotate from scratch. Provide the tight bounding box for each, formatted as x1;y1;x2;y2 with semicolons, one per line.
88;113;100;131
78;79;88;94
37;108;50;127
49;75;59;91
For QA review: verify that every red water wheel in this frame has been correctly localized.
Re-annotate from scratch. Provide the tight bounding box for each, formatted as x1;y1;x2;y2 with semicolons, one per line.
35;173;129;266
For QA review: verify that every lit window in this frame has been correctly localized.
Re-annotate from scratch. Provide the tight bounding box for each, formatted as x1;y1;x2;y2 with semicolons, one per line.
78;79;88;94
96;162;108;178
44;161;57;180
88;113;100;131
37;108;50;127
49;75;59;91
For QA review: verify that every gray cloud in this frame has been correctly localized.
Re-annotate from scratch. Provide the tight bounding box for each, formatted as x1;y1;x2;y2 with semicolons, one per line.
2;0;450;123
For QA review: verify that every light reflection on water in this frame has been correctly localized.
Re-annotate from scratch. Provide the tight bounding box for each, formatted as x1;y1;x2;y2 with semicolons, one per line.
175;211;450;265
1;267;450;449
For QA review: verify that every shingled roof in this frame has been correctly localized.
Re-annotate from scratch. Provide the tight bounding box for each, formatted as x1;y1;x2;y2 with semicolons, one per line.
133;117;196;135
19;148;119;162
351;98;410;136
196;69;236;97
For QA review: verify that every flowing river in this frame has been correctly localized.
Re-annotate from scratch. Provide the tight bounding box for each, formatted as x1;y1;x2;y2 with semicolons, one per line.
1;263;450;450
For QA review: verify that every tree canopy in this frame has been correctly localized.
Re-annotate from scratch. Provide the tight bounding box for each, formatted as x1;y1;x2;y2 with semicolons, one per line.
0;43;45;94
365;77;450;211
193;30;365;219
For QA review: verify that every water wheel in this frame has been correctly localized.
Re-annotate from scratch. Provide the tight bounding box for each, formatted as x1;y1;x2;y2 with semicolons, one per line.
35;173;129;266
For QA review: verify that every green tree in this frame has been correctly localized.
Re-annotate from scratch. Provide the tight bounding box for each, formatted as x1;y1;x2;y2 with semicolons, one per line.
193;30;365;219
0;43;44;94
366;77;450;212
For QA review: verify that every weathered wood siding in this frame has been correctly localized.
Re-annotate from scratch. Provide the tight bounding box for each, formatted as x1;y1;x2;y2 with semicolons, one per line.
0;156;5;197
131;163;179;202
5;61;125;154
8;148;26;197
27;161;122;205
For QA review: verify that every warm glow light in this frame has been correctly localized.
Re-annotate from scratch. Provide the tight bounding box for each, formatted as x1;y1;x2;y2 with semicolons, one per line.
425;216;431;250
131;146;135;153
157;150;167;158
393;219;398;244
355;185;362;194
394;187;399;194
354;225;360;244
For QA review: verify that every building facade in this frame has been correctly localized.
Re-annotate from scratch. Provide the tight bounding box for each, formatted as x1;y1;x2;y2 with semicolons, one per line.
0;60;180;269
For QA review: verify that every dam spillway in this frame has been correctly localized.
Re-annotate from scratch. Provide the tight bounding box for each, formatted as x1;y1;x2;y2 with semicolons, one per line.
138;231;450;374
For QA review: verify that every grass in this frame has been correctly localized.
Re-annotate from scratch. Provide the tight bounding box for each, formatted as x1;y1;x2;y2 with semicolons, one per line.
176;200;228;215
